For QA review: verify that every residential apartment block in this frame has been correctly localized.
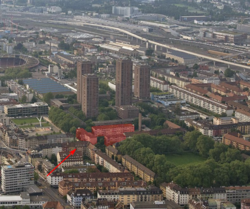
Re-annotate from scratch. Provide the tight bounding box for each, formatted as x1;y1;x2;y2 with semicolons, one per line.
58;177;146;196
169;85;233;116
81;74;99;118
122;155;155;182
47;172;134;187
98;186;162;205
105;145;122;162
115;59;133;107
223;133;250;151
7;80;33;102
94;149;124;173
134;65;150;100
77;61;93;104
57;151;83;168
164;183;250;205
186;119;250;137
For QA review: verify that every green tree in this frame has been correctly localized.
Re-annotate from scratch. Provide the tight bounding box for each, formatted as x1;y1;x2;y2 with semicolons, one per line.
70;126;76;134
220;148;242;163
196;135;215;158
97;113;110;121
209;143;228;162
183;130;202;152
20;95;27;103
146;49;154;56
50;154;57;165
34;172;39;182
193;63;199;70
43;92;54;105
224;68;235;77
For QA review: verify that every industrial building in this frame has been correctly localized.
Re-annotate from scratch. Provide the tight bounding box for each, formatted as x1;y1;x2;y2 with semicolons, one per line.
115;59;133;107
1;163;34;193
165;50;199;65
4;102;49;117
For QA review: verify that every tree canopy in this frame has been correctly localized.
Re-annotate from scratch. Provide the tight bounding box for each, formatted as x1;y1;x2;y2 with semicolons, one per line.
118;131;249;187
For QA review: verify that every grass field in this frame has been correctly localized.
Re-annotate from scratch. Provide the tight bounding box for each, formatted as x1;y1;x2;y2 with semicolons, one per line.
12;118;45;125
20;123;50;129
166;153;206;166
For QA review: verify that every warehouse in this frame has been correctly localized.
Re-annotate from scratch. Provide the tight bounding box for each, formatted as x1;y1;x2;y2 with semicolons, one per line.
165;50;199;65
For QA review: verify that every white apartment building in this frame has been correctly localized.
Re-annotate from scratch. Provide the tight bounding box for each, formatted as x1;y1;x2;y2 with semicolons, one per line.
150;77;169;91
94;150;124;173
1;163;34;193
166;183;189;205
47;173;63;187
67;189;93;208
97;190;119;201
235;109;250;122
169;85;233;116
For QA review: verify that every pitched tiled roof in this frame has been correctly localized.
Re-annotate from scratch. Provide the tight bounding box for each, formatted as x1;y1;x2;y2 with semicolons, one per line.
224;133;250;147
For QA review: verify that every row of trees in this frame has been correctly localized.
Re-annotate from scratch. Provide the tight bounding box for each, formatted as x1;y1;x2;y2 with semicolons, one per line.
1;68;31;83
118;131;248;187
49;106;83;133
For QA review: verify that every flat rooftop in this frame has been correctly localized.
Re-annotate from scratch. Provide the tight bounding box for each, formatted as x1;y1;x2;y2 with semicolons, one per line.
23;78;72;94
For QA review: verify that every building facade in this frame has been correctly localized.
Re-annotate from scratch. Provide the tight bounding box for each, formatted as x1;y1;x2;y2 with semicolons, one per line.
81;74;99;118
1;163;34;193
122;155;155;182
134;65;150;100
4;102;48;117
115;59;133;107
77;61;93;104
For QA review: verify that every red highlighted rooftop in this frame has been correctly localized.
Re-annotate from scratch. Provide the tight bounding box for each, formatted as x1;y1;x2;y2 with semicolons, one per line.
76;124;134;146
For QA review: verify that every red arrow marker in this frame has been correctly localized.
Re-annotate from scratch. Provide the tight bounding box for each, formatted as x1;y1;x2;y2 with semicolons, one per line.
47;149;77;176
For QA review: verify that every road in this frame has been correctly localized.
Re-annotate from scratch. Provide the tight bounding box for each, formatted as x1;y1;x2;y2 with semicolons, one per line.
37;173;72;208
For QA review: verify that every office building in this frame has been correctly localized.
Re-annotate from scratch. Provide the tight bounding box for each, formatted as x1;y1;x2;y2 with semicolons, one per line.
82;74;99;118
4;102;49;117
1;163;34;193
115;59;133;107
77;61;93;104
134;65;150;100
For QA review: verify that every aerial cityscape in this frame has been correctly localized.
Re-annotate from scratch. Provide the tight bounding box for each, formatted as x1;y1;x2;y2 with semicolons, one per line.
1;0;250;208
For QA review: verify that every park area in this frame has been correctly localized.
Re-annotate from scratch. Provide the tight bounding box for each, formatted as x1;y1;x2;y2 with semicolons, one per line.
166;153;206;166
11;117;50;128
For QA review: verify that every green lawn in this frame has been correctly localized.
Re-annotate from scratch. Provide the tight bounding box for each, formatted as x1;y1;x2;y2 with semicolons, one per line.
12;118;45;125
166;153;206;166
20;123;50;129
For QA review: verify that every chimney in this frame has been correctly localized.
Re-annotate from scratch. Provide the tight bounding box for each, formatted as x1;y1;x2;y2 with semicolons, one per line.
138;113;142;131
238;133;241;138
